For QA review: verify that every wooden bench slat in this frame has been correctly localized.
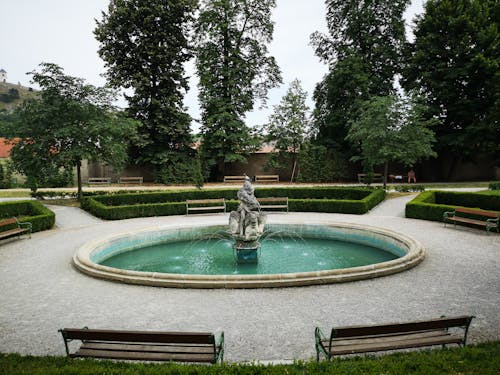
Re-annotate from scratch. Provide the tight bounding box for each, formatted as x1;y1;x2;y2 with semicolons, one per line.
454;207;498;218
329;329;450;346
0;218;18;226
0;228;29;239
0;217;32;241
81;342;214;354
72;349;215;362
330;335;463;355
61;329;214;344
447;217;489;226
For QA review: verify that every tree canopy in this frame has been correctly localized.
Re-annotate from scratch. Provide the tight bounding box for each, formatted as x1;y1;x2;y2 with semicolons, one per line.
195;0;281;180
403;0;499;176
94;0;197;179
0;63;138;198
264;79;310;182
347;94;438;187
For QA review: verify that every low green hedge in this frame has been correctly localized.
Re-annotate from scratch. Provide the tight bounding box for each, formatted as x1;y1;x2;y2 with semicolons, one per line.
406;190;500;222
81;187;386;220
489;181;500;190
0;200;55;233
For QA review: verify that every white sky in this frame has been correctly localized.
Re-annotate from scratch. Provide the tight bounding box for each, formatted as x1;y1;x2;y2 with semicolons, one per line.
0;0;424;131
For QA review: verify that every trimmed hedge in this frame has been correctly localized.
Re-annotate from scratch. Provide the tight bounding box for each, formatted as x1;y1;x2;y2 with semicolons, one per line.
0;200;55;233
406;190;500;222
489;181;500;190
81;187;386;220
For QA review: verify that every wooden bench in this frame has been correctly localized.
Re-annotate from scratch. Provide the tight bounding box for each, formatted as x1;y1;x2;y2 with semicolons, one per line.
223;175;246;183
255;175;279;183
118;176;143;185
87;177;112;185
59;328;224;364
257;197;288;212
357;173;383;184
0;217;32;241
443;207;499;233
315;315;474;361
186;199;226;215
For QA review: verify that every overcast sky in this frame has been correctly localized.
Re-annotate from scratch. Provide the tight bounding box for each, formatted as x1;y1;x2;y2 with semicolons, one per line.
0;0;424;131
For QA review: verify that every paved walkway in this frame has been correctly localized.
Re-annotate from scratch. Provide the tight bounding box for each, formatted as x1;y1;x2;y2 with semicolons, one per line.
0;195;499;362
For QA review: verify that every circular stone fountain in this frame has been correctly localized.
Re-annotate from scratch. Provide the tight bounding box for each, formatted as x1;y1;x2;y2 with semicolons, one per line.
73;178;425;288
73;222;425;288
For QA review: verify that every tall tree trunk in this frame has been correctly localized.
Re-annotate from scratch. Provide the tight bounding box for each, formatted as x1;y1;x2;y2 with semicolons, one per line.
383;161;389;189
76;160;82;201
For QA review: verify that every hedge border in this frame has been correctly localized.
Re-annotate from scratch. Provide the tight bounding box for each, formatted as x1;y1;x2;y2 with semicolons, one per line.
0;200;55;233
81;187;386;220
405;190;500;222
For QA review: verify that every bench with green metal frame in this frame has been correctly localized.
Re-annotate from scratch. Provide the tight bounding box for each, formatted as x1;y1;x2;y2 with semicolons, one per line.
315;315;474;361
443;207;499;233
59;328;224;364
0;217;32;242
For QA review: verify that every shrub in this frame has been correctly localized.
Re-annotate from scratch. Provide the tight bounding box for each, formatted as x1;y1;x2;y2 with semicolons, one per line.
406;190;500;222
0;200;55;232
82;187;385;219
394;184;425;192
489;181;500;190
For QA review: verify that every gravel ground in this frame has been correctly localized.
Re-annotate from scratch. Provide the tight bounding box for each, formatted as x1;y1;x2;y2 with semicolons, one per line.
0;196;499;363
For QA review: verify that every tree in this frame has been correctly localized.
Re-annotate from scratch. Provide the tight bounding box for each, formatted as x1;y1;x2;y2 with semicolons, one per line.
264;79;310;182
1;63;138;199
94;0;197;178
346;94;438;188
195;0;282;180
403;0;499;178
310;0;409;153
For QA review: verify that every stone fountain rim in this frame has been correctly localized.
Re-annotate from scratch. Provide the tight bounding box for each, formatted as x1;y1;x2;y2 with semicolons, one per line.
73;222;426;288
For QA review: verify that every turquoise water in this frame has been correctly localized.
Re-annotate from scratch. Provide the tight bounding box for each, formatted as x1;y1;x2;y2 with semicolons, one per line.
100;236;398;275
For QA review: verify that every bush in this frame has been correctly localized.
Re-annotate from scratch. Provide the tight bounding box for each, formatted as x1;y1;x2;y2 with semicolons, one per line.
490;181;500;190
406;190;500;222
0;200;55;232
82;187;385;220
394;184;425;192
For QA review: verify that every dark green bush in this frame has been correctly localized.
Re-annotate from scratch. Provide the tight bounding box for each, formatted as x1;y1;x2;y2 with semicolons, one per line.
489;181;500;190
406;191;500;222
82;187;384;219
0;200;55;232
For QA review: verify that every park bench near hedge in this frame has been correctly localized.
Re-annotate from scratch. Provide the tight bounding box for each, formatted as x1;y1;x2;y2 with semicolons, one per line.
223;175;246;183
257;197;288;212
88;177;112;185
186;198;226;215
443;207;499;233
118;176;143;185
315;315;474;362
357;173;383;184
255;175;279;183
0;217;32;242
59;328;224;364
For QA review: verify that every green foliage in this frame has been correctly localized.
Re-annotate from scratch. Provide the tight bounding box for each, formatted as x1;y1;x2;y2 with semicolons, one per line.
310;0;409;153
1;63;138;198
0;200;55;232
81;187;384;219
489;182;500;190
394;184;426;192
403;0;500;167
347;94;438;186
95;0;196;172
406;190;500;222
0;88;20;103
296;143;349;182
195;0;282;180
1;341;499;374
152;151;202;185
264;79;310;181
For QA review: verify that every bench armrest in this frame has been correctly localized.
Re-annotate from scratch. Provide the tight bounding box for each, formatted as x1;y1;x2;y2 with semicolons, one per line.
215;331;224;363
18;221;32;232
443;211;455;220
314;327;329;361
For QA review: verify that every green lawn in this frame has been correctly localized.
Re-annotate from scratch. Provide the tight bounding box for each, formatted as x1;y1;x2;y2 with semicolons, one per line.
1;341;499;374
0;190;30;198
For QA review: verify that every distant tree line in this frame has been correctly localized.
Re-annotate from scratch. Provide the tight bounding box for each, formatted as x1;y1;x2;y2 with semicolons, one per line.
0;0;498;189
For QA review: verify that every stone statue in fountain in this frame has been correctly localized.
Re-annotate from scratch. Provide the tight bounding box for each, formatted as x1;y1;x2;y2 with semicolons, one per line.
229;175;266;243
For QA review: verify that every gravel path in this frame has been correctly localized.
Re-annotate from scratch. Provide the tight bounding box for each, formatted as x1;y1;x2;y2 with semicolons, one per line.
0;197;498;363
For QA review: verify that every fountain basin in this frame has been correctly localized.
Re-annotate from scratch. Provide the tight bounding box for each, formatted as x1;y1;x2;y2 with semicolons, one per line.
73;223;425;288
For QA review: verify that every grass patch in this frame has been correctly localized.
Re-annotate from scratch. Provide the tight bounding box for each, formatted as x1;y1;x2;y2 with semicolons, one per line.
0;190;30;198
0;342;499;374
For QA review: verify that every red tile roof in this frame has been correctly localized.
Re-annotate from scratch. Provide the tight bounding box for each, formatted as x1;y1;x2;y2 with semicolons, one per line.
0;138;15;158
